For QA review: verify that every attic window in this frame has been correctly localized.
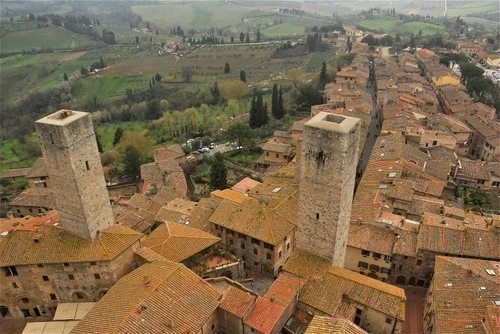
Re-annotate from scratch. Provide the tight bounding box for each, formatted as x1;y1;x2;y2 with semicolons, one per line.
494;301;500;306
445;283;452;287
379;184;388;189
388;172;397;178
480;287;486;290
485;269;496;276
272;187;282;193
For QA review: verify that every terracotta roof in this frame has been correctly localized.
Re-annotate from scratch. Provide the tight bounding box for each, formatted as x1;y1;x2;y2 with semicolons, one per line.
72;261;220;334
114;208;153;233
429;257;500;334
300;266;406;320
264;272;304;307
142;222;220;262
0;168;30;179
456;160;490;181
348;224;394;255
337;71;358;78
209;191;297;245
134;246;168;263
262;140;294;155
25;158;48;178
412;179;446;198
370;132;405;161
417;48;437;59
387;180;414;202
305;316;367;334
211;189;248;204
483;305;500;334
393;230;418;257
153;144;185;162
408;195;444;217
244;296;286;334
438;114;472;134
443;205;466;220
465;116;500;138
283;248;332;279
151;187;180;204
426;146;457;162
219;286;256;318
9;187;55;208
231;177;262;194
418;212;499;259
0;223;142;266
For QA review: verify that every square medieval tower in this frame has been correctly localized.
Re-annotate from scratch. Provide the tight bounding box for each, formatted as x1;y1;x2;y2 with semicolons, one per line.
35;110;114;240
297;112;361;267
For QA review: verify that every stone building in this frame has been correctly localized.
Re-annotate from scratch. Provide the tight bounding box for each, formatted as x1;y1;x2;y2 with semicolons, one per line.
297;112;361;266
35;110;115;241
0;110;144;320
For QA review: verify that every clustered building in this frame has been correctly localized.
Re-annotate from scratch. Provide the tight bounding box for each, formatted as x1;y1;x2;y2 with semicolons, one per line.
0;36;499;334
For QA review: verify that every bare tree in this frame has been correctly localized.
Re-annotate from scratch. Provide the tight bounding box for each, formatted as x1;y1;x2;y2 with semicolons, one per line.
181;66;195;83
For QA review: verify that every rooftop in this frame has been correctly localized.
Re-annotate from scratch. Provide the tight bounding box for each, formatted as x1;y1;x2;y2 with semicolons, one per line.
348;224;395;256
305;316;367;334
219;286;256;318
244;296;287;334
72;261;220;334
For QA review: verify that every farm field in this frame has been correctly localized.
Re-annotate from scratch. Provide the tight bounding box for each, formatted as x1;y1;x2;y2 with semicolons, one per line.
357;18;401;33
358;18;446;36
0;26;104;55
71;74;151;101
262;22;306;37
0;138;38;171
446;0;499;17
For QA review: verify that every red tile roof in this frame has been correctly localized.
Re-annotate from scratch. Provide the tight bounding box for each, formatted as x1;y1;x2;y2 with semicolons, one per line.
244;296;286;334
219;286;256;318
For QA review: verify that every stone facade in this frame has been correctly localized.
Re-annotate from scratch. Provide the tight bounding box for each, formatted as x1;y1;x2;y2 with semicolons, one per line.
297;112;361;266
345;246;393;282
35;110;114;241
0;242;140;319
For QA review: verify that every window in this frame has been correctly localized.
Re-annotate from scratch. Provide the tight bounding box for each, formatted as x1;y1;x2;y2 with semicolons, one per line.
263;242;274;250
275;153;279;158
266;253;271;260
358;261;368;269
369;264;380;272
12;282;18;288
251;238;260;246
287;243;290;250
356;308;362;315
254;261;258;267
373;252;381;260
3;266;18;276
22;298;29;304
94;274;100;279
316;213;320;220
90;261;96;266
63;263;69;267
278;251;282;258
238;233;246;239
361;250;370;257
398;264;403;270
68;274;75;280
403;256;408;259
50;294;57;300
21;309;31;318
227;230;235;236
416;259;423;266
241;243;245;250
253;249;258;255
380;267;391;274
37;264;44;268
384;255;392;262
85;161;90;170
42;276;49;281
432;140;437;146
75;292;84;299
386;318;392;325
266;152;269;156
229;239;234;246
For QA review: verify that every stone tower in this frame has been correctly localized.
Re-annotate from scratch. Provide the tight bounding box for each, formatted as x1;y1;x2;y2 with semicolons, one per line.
297;112;361;266
35;110;114;240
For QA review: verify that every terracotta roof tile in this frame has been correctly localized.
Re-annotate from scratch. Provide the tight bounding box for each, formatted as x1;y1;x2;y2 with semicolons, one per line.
231;177;262;194
305;316;367;334
72;261;220;334
429;257;500;333
283;248;332;279
244;296;286;334
153;144;185;162
393;230;418;257
219;286;256;318
264;272;304;307
0;223;142;266
348;224;395;255
9;187;55;208
211;189;248;204
25;157;48;178
456;160;490;181
142;222;220;262
418;212;499;259
412;179;445;197
408;195;444;217
300;266;406;320
387;180;414;202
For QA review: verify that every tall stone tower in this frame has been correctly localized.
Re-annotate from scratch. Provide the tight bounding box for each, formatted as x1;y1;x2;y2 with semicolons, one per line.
35;110;114;240
297;112;361;267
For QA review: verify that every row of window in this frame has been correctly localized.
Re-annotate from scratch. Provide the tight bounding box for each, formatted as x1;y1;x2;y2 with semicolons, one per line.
360;250;392;262
358;261;391;274
4;262;99;276
228;241;289;259
10;273;101;287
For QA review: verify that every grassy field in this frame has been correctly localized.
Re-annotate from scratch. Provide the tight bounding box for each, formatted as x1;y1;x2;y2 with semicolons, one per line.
94;122;149;152
72;74;152;101
395;21;447;36
447;1;499;16
261;22;306;37
0;26;104;55
131;2;251;31
0;139;38;171
358;18;446;36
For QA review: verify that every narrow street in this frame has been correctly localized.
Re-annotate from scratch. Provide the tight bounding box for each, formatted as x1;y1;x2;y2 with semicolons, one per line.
355;56;383;192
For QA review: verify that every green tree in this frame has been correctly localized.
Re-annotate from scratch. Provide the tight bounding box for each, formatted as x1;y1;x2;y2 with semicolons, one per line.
63;72;68;81
224;62;230;74
256;29;261;42
113;127;124;146
145;99;162;120
291;83;323;114
226;122;254;147
319;61;327;89
271;83;280;120
181;66;195;83
240;70;246;82
278;86;285;119
209;153;228;190
249;90;268;128
95;132;104;153
211;81;221;104
121;145;142;179
239;32;244;42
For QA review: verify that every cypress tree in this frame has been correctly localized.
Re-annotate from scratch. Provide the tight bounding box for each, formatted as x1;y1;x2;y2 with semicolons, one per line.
209;153;228;190
319;61;327;89
271;83;279;120
278;86;285;120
